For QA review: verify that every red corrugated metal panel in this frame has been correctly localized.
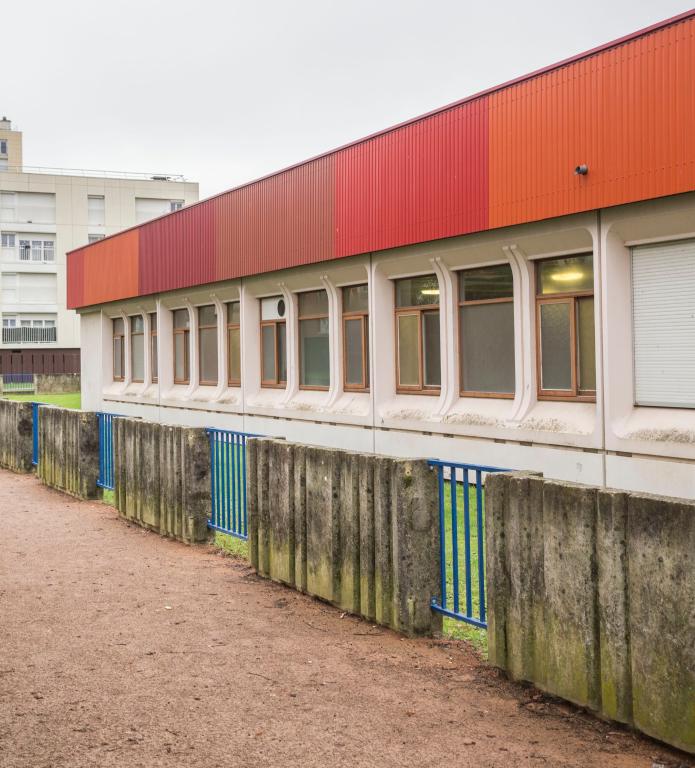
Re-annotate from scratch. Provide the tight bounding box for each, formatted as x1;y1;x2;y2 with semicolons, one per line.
139;201;216;295
488;15;695;226
335;96;488;256
82;230;140;305
66;250;84;310
215;154;335;279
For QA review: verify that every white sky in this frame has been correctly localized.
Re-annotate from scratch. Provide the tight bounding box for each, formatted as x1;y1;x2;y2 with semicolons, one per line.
3;0;691;198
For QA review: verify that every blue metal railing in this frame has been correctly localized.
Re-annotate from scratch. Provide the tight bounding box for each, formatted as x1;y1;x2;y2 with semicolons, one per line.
31;401;40;466
207;428;256;540
96;412;118;490
3;373;35;393
428;460;507;629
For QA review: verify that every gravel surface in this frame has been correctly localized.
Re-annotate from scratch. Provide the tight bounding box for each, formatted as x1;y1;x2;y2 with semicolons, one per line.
0;470;689;768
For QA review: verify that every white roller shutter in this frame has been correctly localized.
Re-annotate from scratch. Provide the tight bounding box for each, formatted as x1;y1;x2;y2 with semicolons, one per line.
632;240;695;408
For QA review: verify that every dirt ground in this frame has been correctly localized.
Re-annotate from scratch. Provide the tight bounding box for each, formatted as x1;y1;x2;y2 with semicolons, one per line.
0;471;691;768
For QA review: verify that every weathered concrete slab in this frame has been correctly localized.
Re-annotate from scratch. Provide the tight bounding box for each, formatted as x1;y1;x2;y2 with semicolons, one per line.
0;400;33;473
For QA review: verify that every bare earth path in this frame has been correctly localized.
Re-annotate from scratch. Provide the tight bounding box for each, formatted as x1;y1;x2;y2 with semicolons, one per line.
0;471;689;768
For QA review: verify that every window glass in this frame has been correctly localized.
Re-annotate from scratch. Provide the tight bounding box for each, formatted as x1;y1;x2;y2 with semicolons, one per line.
174;334;187;382
261;325;276;381
131;316;145;382
113;338;123;380
131;315;144;334
344;317;365;387
227;301;240;324
277;323;287;383
459;264;513;302
149;312;157;332
460;303;515;393
298;290;328;316
198;304;216;326
540;302;572;390
397;314;419;387
538;254;593;295
173;308;189;329
422;311;441;387
300;317;329;387
395;275;440;307
577;297;596;392
113;317;124;335
343;284;368;313
228;326;241;383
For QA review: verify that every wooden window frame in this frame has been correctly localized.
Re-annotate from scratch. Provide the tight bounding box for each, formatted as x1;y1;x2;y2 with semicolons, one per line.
535;259;596;402
173;311;190;385
342;312;369;392
227;302;241;387
298;294;329;392
394;301;441;395
130;315;144;384
112;319;125;382
458;280;514;400
260;320;286;388
198;306;218;386
150;313;158;383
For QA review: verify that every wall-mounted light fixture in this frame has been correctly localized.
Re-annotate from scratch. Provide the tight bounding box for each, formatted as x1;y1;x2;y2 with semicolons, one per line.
574;164;589;175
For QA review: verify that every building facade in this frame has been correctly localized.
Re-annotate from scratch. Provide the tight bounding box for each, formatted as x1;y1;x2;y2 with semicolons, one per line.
69;11;695;498
0;118;198;372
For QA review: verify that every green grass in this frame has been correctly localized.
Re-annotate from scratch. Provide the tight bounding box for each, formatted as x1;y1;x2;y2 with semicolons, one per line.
2;392;81;409
213;531;249;559
439;479;488;655
102;489;115;506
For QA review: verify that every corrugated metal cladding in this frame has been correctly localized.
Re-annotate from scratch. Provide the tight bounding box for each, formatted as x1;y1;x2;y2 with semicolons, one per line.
67;11;695;310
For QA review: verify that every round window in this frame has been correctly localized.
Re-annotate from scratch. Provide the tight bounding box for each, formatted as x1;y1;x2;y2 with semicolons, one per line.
277;298;286;317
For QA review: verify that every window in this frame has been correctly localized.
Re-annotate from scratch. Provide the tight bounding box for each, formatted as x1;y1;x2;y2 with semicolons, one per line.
459;264;515;397
88;234;105;244
298;290;329;389
87;195;105;226
342;284;369;391
150;313;158;383
173;308;190;384
1;273;17;303
536;254;595;400
18;239;53;262
170;200;184;212
1;315;57;344
632;240;695;408
198;305;218;385
135;198;173;224
1;233;15;248
395;275;441;393
260;296;287;387
1;192;16;223
130;315;145;383
0;140;7;155
113;318;125;381
227;301;241;386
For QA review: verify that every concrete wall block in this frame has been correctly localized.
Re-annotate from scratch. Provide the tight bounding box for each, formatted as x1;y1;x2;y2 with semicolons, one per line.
255;439;271;576
337;452;361;615
35;373;81;394
293;443;308;592
140;421;161;529
596;489;632;724
373;456;394;628
247;438;260;570
391;460;441;636
484;472;510;669
268;440;295;585
77;412;99;500
0;400;34;473
357;454;376;621
305;446;341;603
626;493;695;754
181;427;211;544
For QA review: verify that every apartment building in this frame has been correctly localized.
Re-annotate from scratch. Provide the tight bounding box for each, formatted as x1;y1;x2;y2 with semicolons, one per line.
0;118;198;372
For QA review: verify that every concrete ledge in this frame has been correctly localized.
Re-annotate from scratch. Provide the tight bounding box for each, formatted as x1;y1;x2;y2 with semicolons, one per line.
247;438;441;637
486;472;695;755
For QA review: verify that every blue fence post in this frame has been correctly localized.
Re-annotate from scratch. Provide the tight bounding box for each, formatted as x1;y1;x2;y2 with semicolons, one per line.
428;459;508;630
96;412;119;491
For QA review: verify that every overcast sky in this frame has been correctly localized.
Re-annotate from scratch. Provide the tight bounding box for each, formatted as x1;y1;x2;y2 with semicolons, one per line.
4;0;691;198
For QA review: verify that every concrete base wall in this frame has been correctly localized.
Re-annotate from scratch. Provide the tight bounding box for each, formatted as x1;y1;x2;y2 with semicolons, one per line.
0;400;33;473
247;438;441;637
37;407;100;499
113;417;210;544
36;373;81;394
486;473;695;755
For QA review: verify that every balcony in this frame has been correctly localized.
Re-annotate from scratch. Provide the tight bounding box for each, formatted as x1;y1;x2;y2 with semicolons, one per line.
2;326;57;345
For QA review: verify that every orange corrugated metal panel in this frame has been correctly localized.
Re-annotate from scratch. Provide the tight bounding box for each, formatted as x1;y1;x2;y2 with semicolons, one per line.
488;15;695;227
82;230;139;305
215;154;335;281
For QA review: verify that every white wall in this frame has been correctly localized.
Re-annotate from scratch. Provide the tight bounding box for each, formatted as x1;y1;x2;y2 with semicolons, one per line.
79;192;695;499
